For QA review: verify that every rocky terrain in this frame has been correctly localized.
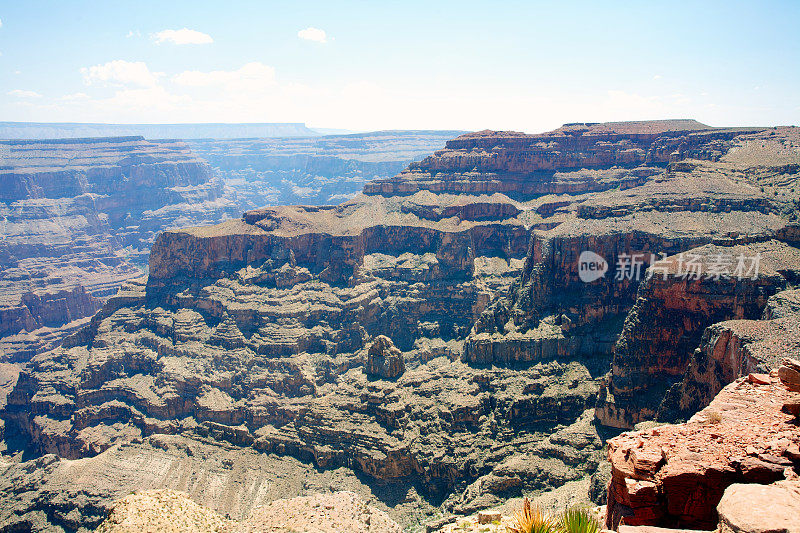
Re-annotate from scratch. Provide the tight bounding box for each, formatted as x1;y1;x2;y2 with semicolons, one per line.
606;364;800;529
94;489;402;533
187;130;464;206
1;120;799;531
0;136;237;374
0;131;459;394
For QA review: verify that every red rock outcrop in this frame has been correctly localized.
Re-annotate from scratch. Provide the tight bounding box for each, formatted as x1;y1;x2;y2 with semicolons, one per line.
657;289;800;422
606;375;800;530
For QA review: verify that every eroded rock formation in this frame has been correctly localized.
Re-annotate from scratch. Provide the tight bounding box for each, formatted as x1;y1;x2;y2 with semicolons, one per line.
597;242;800;428
2;120;800;531
0;136;237;364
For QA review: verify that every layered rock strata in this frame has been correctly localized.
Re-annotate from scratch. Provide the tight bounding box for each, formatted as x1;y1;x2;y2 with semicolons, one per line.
658;289;800;422
597;242;800;428
0;136;237;363
189;130;464;206
3;121;800;531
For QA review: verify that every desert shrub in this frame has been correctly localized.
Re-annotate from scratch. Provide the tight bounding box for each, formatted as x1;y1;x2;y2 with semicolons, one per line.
507;498;555;533
556;506;601;533
706;410;722;424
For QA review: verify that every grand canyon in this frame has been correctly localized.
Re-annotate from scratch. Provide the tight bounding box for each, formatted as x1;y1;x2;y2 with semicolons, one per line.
1;119;798;532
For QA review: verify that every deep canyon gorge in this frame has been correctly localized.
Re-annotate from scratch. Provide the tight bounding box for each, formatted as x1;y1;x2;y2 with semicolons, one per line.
1;120;799;532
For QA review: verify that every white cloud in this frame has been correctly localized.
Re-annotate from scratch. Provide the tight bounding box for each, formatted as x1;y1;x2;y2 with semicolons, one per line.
61;92;90;101
173;62;276;93
153;28;213;45
653;74;663;80
0;18;3;28
126;30;141;38
298;27;327;43
8;89;42;98
81;60;160;88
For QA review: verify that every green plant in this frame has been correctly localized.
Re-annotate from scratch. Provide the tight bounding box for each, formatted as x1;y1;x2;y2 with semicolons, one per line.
556;506;601;533
507;498;555;533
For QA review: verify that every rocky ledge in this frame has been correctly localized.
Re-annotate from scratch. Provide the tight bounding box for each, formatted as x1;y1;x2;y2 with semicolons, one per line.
606;372;800;529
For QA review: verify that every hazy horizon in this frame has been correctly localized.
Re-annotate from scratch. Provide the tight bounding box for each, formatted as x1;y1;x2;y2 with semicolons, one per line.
1;0;799;133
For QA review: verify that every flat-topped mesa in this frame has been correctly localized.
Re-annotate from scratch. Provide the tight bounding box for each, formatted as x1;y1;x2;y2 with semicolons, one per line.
0;136;212;202
363;120;766;196
147;197;532;287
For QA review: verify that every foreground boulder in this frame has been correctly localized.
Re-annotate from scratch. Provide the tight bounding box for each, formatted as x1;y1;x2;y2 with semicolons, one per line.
606;375;800;530
717;480;800;533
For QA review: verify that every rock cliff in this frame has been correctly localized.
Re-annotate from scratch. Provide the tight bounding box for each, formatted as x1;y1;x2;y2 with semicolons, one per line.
0;131;458;365
597;242;800;428
2;120;800;531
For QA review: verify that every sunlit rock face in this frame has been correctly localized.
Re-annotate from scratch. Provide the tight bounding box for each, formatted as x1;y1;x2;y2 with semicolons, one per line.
3;121;800;531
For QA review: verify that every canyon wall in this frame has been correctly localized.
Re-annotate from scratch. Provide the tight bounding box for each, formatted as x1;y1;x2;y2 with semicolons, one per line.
0;136;237;364
188;130;464;206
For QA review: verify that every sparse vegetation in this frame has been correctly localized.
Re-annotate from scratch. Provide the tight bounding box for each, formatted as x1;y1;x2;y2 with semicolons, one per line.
507;500;601;533
507;498;555;533
707;410;723;424
556;506;601;533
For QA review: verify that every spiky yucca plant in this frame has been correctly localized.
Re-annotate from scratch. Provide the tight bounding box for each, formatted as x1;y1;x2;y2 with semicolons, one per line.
507;497;556;533
556;505;601;533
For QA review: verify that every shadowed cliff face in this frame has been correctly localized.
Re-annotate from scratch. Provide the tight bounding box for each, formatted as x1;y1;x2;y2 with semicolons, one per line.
2;120;800;531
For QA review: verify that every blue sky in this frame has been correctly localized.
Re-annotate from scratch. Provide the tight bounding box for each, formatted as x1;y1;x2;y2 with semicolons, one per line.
1;0;798;132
